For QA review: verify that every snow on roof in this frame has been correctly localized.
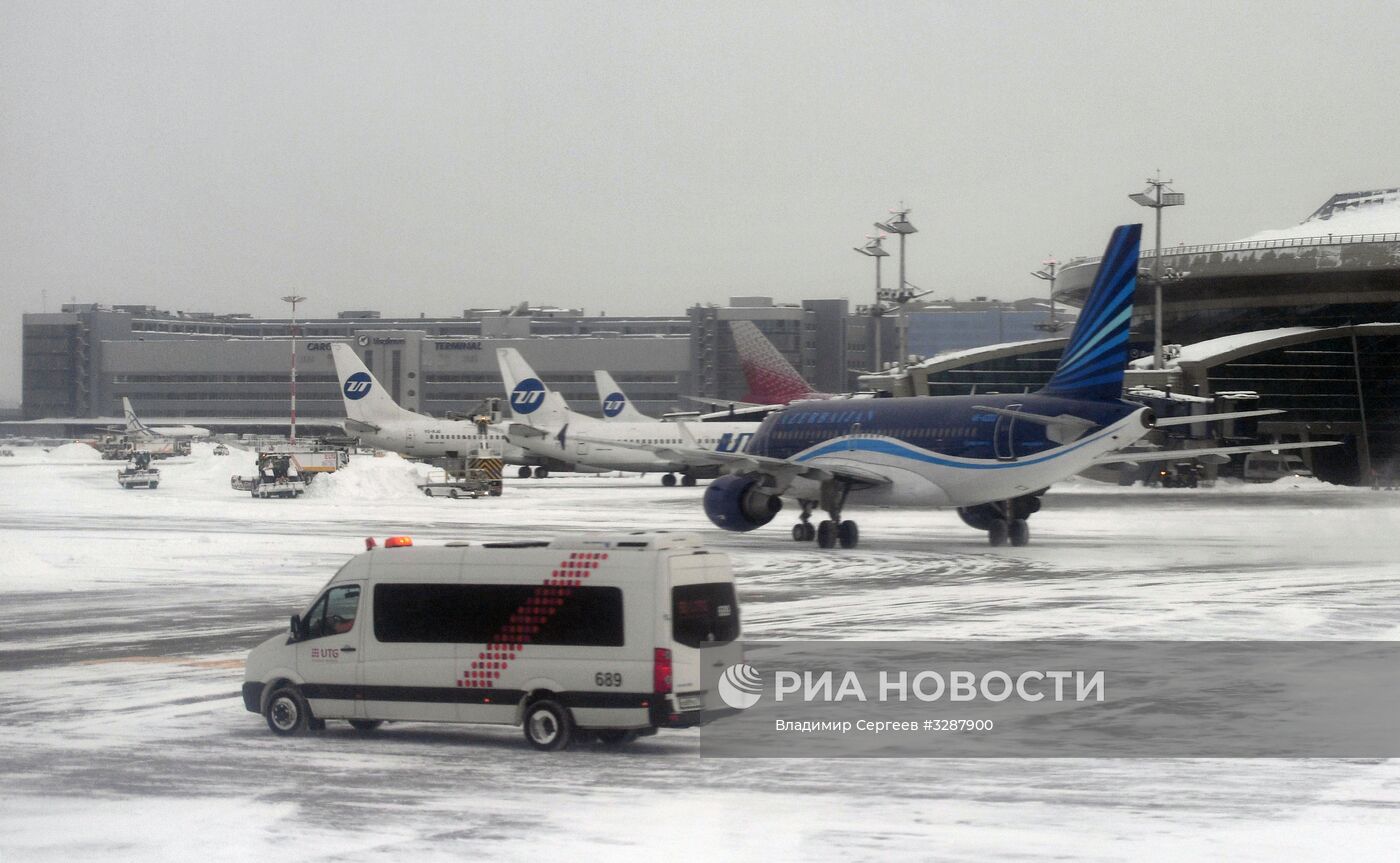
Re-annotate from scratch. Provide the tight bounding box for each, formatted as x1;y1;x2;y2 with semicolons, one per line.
1241;188;1400;242
1133;327;1320;370
912;337;1066;370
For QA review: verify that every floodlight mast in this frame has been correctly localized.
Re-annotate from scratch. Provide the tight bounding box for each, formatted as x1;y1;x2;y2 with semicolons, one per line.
281;294;307;443
874;206;920;370
1031;257;1063;332
1129;172;1185;371
853;235;890;372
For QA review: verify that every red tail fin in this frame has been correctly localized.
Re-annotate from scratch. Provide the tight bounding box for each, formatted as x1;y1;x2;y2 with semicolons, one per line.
728;320;825;404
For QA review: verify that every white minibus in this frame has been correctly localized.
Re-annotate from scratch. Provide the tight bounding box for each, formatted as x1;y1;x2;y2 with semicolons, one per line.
243;532;743;750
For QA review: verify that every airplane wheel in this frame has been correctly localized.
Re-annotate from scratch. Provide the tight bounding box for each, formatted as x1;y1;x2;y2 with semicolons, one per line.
1009;519;1030;547
661;474;677;487
838;520;859;549
791;523;812;541
816;520;837;549
988;519;1009;547
518;466;532;479
681;474;697;487
534;467;549;479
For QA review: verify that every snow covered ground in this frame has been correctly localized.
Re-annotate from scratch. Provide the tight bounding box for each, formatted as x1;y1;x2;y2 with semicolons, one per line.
3;444;1400;861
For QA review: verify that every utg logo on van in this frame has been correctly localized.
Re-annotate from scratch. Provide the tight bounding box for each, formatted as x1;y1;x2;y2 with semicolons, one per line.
718;663;763;710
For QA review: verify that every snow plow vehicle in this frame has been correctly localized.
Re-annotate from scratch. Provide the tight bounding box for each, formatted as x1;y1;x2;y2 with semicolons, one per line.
231;445;349;499
117;451;161;489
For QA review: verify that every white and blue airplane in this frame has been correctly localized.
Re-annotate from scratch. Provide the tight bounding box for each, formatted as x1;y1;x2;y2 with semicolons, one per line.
614;224;1334;549
498;349;763;486
594;370;654;422
121;397;210;440
329;343;582;478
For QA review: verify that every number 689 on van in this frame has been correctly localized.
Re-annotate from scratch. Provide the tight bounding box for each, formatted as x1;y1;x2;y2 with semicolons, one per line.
242;532;745;750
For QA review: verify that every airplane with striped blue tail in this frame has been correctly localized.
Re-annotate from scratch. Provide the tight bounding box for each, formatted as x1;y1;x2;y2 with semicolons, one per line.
606;224;1335;549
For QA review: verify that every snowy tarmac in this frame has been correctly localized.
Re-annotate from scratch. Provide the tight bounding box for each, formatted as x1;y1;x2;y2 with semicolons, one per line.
3;443;1400;861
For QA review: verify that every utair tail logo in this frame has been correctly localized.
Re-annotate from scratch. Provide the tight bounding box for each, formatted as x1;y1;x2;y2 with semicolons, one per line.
718;663;764;710
511;378;547;414
343;372;373;401
602;391;626;418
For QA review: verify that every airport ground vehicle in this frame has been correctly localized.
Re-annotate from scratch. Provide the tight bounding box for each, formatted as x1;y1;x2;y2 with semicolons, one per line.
212;444;230;456
116;451;160;489
419;448;505;498
242;532;743;750
1243;452;1313;482
231;445;348;498
99;435;190;461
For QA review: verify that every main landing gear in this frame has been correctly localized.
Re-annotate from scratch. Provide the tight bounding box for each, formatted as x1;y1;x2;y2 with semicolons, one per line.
790;486;859;550
956;493;1043;547
660;472;698;487
519;466;549;479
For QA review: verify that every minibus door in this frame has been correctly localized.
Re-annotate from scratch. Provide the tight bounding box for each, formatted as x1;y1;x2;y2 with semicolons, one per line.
295;581;365;720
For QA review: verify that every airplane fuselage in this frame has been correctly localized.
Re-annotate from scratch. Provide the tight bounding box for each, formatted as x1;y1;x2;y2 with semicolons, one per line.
514;418;761;474
750;394;1153;507
351;418;533;465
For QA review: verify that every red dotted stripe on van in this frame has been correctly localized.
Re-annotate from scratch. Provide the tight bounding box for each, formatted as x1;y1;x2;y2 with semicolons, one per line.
456;551;608;688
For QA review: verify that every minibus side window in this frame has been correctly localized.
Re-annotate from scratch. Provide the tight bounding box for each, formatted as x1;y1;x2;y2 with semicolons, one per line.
374;584;622;646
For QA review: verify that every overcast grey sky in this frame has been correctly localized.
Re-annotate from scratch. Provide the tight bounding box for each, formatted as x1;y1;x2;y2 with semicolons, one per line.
3;0;1396;406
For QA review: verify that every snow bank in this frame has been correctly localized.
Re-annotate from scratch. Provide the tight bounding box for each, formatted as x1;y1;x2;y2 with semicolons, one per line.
303;451;430;501
44;442;104;462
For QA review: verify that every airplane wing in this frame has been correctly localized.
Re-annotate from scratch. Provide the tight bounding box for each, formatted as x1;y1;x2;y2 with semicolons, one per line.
1093;440;1338;466
1151;409;1284;427
570;426;894;488
681;395;766;410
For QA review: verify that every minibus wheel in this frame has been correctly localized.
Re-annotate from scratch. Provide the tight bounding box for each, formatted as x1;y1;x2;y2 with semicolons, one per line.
523;699;574;751
264;686;311;736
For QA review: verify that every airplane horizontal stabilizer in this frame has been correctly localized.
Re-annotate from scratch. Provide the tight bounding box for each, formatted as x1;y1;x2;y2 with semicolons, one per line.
972;405;1098;444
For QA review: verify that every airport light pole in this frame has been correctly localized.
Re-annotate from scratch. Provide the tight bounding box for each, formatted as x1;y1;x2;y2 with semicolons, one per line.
282;294;307;444
853;235;890;371
1031;257;1066;333
1129;173;1185;370
875;207;919;369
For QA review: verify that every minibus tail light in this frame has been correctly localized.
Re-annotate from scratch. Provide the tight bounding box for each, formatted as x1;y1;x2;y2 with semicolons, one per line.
385;536;414;548
654;648;673;694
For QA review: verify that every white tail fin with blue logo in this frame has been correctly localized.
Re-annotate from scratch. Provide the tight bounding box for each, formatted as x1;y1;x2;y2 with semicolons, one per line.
594;370;652;422
495;348;574;427
1040;223;1142;402
122;397;156;440
330;344;417;427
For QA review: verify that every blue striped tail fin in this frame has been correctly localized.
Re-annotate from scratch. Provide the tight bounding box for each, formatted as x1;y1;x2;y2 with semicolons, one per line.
1040;223;1142;402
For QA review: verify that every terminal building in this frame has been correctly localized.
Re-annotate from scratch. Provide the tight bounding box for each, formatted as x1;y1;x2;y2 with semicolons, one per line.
19;297;875;426
861;189;1400;484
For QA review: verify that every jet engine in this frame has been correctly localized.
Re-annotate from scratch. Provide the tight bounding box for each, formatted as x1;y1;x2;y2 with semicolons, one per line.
703;475;783;531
